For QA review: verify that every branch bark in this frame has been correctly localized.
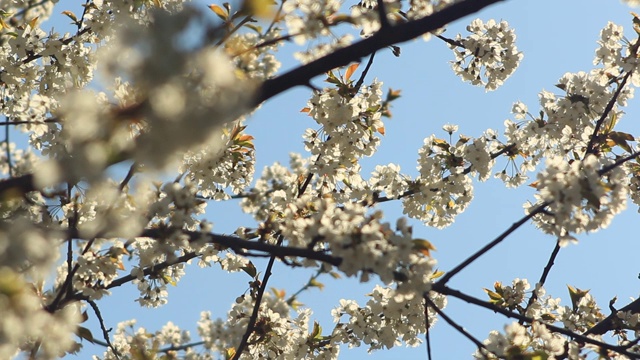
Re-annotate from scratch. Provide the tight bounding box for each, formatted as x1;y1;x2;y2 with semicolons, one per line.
255;0;506;105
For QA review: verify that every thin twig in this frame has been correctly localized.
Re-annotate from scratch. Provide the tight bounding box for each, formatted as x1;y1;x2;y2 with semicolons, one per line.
5;120;12;177
86;298;120;359
598;150;640;175
424;296;433;360
232;237;281;360
436;201;550;285
585;71;632;155
353;52;376;94
425;295;493;357
285;268;325;305
0;118;60;126
435;33;464;47
118;162;138;191
521;242;561;323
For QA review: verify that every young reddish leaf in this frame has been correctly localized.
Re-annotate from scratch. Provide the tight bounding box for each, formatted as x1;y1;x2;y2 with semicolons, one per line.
209;4;228;20
604;112;618;133
28;17;38;29
345;63;359;82
300;107;310;113
567;285;590;310
237;134;254;142
246;24;263;34
241;0;275;18
377;126;385;135
271;288;286;299
483;288;503;302
386;88;401;100
412;239;436;256
607;131;634;153
632;12;640;34
61;10;77;23
80;311;89;323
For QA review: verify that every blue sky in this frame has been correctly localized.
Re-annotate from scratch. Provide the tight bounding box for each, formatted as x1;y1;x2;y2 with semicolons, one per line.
63;1;640;359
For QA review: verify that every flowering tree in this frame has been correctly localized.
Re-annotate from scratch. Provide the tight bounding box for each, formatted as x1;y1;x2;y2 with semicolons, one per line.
2;0;640;359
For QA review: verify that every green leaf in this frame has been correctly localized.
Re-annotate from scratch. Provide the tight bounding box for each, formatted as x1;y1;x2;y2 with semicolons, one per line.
245;24;263;33
77;326;95;343
162;274;176;286
604;112;618;133
241;261;257;278
568;285;590;310
483;288;503;302
607;131;634;153
310;321;322;339
309;278;324;290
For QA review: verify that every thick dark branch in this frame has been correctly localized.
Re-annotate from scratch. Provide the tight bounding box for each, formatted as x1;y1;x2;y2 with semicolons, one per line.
598;150;640;176
141;228;342;266
106;252;199;290
0;174;35;198
586;298;640;336
255;0;505;104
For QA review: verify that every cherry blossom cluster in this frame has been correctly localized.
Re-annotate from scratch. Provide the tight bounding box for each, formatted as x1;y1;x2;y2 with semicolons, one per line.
477;279;610;359
473;322;567;360
448;19;523;91
0;268;81;359
496;21;638;189
195;292;340;359
240;154;310;222
280;197;438;288
332;287;447;351
182;125;256;201
97;319;198;360
96;8;255;170
402;127;497;228
528;155;628;246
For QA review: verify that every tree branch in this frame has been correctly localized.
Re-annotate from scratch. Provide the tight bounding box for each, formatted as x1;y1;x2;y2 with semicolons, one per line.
432;284;640;358
255;0;506;104
522;241;561;323
436;201;550;286
586;297;640;336
585;71;632;156
425;295;493;357
140;228;342;266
